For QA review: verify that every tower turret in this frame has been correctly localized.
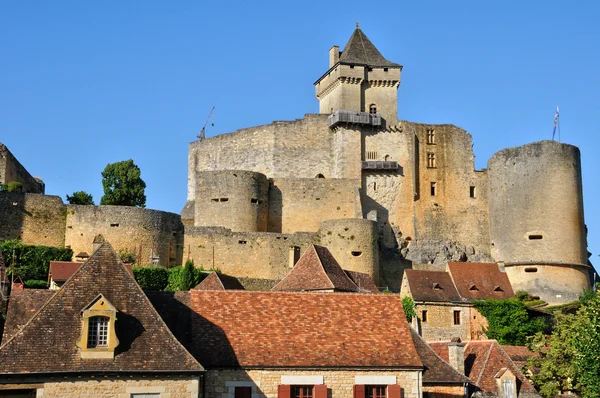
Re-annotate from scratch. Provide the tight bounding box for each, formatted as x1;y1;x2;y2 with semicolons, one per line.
314;24;402;124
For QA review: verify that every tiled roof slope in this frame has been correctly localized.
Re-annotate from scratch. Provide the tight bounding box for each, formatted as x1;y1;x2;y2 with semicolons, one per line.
447;262;514;300
194;272;245;290
428;340;537;395
409;329;470;384
188;290;423;369
0;243;203;374
2;289;54;342
344;270;379;293
339;27;401;68
49;261;84;282
502;345;539;369
272;245;359;292
404;270;462;302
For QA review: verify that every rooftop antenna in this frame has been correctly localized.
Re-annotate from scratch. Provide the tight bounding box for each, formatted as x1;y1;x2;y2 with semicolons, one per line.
198;106;215;140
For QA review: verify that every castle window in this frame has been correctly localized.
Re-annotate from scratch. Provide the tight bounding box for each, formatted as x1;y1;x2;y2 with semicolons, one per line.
211;198;219;202
220;198;229;202
453;310;461;325
110;223;119;227
427;152;436;168
373;182;377;192
430;182;437;196
238;240;247;245
422;310;428;322
351;251;363;257
383;68;388;72
427;129;435;144
250;198;258;204
369;104;377;114
315;173;325;178
470;186;476;198
528;234;543;240
87;316;109;348
525;267;538;273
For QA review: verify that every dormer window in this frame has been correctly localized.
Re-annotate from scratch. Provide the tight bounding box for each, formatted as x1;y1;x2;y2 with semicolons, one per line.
469;284;479;291
77;294;119;359
432;283;442;290
494;286;504;293
369;104;377;114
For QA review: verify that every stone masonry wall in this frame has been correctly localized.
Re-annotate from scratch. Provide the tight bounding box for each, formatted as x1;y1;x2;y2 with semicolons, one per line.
39;375;199;398
414;302;472;342
422;385;465;398
0;192;65;247
204;368;420;398
0;143;44;194
268;178;360;233
65;205;184;267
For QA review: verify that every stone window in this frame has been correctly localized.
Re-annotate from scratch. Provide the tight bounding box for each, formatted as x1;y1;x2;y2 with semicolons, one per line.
369;104;377;114
235;387;252;398
528;234;543;240
525;267;538;273
373;181;377;192
427;129;435;144
470;186;476;198
77;294;119;359
366;386;386;398
453;310;461;325
292;386;313;398
422;310;428;322
430;182;437;196
427;152;436;168
351;251;363;257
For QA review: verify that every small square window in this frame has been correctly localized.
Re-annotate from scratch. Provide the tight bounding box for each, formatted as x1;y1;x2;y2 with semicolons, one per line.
453;310;461;325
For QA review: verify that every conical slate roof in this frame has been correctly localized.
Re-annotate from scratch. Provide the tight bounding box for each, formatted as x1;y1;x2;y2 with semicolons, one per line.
0;242;203;374
339;27;401;68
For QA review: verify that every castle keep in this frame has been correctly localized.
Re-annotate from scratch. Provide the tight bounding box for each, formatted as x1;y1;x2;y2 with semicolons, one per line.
0;26;591;305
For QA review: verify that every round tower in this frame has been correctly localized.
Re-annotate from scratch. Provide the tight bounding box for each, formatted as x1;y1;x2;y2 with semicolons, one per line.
488;140;590;304
318;218;379;284
194;170;269;232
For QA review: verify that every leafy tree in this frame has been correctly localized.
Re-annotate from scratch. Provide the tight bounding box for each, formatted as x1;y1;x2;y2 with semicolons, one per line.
181;259;196;290
66;191;94;205
100;159;146;207
473;298;547;345
401;296;416;323
571;292;600;397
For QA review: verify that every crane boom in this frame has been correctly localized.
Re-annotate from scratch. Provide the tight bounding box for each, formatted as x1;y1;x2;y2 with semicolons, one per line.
198;106;215;140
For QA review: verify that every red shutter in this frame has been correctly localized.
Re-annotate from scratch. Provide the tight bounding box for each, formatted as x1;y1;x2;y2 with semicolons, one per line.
314;384;327;398
354;385;365;398
387;385;401;398
278;385;291;398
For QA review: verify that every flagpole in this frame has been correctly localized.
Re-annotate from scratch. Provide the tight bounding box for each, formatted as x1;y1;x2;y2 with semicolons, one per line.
557;111;561;142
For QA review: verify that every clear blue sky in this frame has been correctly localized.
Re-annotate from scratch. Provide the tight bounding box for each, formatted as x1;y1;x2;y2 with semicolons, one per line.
2;2;599;268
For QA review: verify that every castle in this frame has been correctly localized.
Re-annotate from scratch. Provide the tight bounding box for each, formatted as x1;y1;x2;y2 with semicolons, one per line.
0;26;591;305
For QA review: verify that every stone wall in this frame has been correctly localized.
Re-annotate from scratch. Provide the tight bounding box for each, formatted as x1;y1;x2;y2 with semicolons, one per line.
0;144;44;194
38;375;199;398
0;192;65;247
422;385;466;398
194;171;269;232
204;368;420;398
268;178;360;233
65;205;184;267
414;302;472;342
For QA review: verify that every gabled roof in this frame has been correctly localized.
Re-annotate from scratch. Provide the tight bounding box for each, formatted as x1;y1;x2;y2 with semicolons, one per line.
338;27;401;68
188;290;423;369
194;272;245;291
447;262;514;300
2;289;54;342
272;245;360;292
404;270;462;302
428;340;538;394
0;242;203;374
344;270;379;293
49;261;84;282
409;328;470;385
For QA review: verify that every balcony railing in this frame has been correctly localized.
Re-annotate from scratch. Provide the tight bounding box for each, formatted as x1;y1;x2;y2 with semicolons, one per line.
361;161;399;170
328;110;382;128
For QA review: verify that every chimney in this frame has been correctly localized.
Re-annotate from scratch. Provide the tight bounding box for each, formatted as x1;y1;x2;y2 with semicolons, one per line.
92;234;105;253
329;45;340;67
448;337;465;375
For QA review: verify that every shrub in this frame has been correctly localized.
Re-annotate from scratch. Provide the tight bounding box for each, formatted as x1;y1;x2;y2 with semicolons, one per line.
1;182;23;192
165;264;204;292
24;279;48;289
401;296;416;323
132;266;168;291
118;248;137;265
0;240;73;281
66;191;94;205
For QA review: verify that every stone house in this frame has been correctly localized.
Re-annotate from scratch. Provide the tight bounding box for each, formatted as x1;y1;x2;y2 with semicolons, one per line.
401;262;515;341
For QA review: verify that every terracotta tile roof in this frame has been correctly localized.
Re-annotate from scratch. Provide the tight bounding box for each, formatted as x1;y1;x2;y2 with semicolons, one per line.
404;270;462;302
272;245;360;292
428;340;537;394
339;27;402;68
0;243;203;374
447;262;514;300
188;290;423;369
2;289;54;342
344;270;379;293
501;345;539;369
48;261;84;282
409;329;470;385
194;272;245;290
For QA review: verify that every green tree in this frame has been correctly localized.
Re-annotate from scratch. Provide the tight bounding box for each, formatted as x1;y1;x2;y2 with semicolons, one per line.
571;292;600;397
473;298;547;345
401;296;416;323
66;191;94;205
181;259;195;290
100;159;146;207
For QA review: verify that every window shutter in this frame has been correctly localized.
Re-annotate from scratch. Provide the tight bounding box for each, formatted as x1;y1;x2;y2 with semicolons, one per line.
278;385;291;398
314;384;327;398
387;385;401;398
354;385;365;398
